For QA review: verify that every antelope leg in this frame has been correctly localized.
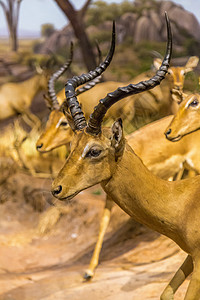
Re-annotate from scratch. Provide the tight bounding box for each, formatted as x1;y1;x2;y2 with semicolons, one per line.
184;256;200;300
84;196;114;280
160;255;193;300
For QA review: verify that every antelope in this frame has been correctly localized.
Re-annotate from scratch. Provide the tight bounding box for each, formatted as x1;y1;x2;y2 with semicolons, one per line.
37;20;200;281
153;55;199;116
0;60;56;128
51;15;200;299
165;91;200;142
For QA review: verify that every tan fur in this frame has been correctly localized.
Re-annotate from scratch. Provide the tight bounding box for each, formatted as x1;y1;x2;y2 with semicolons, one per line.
0;71;49;126
39;114;200;279
153;56;199;114
52;123;200;299
165;93;200;141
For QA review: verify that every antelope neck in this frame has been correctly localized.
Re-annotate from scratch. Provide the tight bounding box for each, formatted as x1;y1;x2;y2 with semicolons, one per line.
101;143;191;252
21;74;45;101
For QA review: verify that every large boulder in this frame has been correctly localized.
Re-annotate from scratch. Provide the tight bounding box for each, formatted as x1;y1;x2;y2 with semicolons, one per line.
39;0;200;54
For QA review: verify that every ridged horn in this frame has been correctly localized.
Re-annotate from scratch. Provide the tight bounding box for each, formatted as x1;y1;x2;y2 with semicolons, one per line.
64;21;116;131
48;42;73;110
76;42;102;96
86;12;172;135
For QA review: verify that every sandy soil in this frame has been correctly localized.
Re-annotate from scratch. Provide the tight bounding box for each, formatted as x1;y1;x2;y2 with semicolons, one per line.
0;171;190;300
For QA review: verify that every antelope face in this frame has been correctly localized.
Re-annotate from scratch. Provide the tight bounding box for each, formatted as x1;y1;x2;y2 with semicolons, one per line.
51;119;124;201
153;56;199;91
165;94;200;141
168;66;185;91
36;110;73;152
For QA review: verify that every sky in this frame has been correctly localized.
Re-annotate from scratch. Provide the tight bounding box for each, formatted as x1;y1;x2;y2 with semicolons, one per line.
0;0;199;37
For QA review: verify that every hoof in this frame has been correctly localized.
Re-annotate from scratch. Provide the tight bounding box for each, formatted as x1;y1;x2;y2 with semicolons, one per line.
83;270;93;281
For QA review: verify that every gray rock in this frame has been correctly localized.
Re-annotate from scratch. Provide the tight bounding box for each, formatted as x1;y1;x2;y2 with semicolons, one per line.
39;0;200;54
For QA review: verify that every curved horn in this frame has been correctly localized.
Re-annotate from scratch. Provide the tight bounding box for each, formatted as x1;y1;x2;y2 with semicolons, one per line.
76;76;102;96
86;12;172;135
95;40;103;65
64;21;116;131
76;42;103;96
48;42;73;110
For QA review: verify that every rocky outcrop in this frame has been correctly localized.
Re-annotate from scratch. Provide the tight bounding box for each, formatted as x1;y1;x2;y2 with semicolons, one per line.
118;1;200;44
39;0;200;54
39;25;73;54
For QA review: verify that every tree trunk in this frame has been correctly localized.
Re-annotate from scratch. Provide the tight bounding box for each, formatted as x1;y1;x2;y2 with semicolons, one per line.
54;0;96;71
0;0;22;52
11;29;18;52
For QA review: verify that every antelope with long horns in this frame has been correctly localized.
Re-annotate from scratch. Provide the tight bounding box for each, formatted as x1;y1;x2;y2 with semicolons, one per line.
41;16;197;281
52;15;200;299
38;17;199;283
37;48;102;152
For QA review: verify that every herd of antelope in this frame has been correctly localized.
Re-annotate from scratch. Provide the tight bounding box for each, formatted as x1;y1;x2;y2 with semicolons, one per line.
1;11;200;299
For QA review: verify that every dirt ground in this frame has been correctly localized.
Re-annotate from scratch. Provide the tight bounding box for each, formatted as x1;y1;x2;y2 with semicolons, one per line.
0;170;190;300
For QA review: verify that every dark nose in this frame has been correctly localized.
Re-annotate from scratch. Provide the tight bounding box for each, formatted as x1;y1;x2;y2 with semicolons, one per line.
36;143;43;150
165;128;171;137
52;185;62;197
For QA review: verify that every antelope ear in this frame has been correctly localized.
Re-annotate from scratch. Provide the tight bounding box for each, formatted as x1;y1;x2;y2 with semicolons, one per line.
111;118;125;158
171;89;188;104
153;58;162;70
60;102;76;131
184;56;199;73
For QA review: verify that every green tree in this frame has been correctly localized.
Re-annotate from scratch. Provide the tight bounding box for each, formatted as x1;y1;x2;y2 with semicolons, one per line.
41;23;55;38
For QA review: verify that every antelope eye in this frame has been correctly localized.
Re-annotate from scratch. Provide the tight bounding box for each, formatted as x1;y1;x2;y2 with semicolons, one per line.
86;148;102;158
60;121;68;126
189;99;199;107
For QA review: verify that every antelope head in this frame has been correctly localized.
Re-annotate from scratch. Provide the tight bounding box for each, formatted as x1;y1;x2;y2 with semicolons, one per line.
154;56;199;91
52;14;172;200
36;44;74;152
36;43;102;153
36;108;74;152
165;92;200;141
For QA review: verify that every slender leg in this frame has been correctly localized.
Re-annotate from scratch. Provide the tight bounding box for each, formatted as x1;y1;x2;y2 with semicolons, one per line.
84;196;114;280
184;256;200;300
160;255;193;300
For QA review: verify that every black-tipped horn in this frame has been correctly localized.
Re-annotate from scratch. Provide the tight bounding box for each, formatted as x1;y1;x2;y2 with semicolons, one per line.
48;42;73;110
64;21;116;131
86;12;172;135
